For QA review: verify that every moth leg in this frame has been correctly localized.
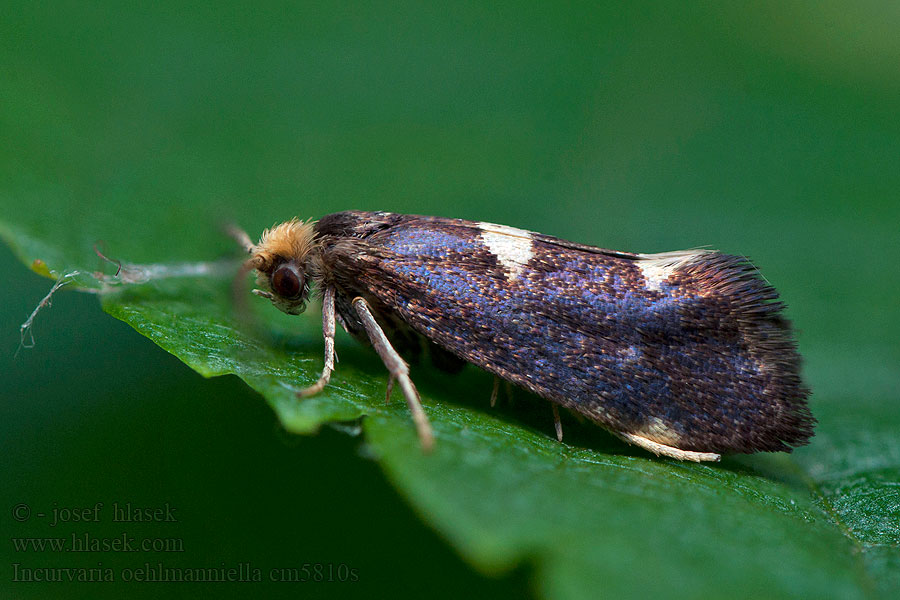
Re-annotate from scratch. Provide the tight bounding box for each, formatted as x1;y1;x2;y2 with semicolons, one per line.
552;405;563;442
617;432;721;462
504;381;515;404
297;287;336;398
351;297;435;452
489;378;517;408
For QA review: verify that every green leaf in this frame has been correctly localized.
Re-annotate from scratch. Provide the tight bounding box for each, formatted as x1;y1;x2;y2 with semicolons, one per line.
3;3;898;599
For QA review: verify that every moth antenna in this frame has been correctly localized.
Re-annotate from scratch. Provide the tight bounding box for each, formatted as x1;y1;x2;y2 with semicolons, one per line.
489;377;500;408
224;223;256;254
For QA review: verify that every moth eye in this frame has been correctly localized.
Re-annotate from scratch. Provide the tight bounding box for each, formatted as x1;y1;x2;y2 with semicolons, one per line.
271;264;303;299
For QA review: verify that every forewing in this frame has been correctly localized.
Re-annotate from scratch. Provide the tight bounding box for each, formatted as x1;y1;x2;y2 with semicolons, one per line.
322;213;813;455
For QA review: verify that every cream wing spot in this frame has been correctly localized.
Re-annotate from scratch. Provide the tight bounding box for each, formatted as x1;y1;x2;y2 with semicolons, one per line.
636;249;712;291
477;222;534;280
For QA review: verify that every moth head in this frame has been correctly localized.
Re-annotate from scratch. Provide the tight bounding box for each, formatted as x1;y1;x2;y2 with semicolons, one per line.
245;219;316;315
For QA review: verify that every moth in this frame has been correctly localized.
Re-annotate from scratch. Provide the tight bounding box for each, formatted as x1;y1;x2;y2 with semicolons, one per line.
231;211;814;462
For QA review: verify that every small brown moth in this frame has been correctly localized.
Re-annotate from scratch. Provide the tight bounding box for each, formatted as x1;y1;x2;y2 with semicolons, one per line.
232;211;814;461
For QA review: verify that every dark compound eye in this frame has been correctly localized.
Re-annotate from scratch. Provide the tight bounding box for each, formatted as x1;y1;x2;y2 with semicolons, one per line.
271;264;303;299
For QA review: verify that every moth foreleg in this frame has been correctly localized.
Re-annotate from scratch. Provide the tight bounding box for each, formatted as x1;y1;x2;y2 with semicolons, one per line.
617;432;721;463
351;297;435;452
298;287;336;397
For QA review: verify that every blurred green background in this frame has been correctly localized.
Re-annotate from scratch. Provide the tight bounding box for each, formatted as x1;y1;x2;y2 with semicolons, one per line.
2;2;898;598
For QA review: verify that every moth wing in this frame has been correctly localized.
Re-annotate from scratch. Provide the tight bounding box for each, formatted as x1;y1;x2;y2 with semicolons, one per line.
324;214;813;456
